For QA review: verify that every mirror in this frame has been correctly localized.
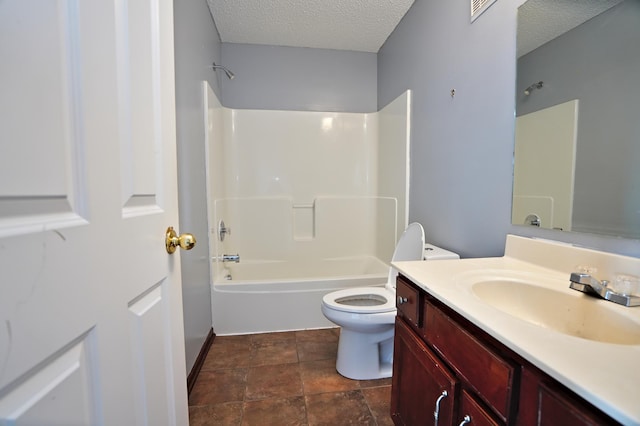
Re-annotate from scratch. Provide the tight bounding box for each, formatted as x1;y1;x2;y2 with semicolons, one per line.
513;0;640;240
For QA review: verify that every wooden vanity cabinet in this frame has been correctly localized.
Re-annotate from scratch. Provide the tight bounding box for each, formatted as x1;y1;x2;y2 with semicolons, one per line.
391;274;619;426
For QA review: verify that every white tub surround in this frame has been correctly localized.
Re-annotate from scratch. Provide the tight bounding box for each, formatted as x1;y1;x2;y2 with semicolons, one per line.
205;91;411;334
393;235;640;425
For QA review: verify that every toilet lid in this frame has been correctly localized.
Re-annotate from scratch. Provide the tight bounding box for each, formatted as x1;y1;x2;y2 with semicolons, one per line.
322;287;396;314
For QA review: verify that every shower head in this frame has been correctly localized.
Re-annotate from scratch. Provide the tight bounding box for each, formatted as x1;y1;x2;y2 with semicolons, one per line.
524;81;543;96
211;62;235;80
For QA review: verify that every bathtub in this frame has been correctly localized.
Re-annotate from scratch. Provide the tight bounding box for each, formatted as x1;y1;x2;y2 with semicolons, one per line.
211;256;389;335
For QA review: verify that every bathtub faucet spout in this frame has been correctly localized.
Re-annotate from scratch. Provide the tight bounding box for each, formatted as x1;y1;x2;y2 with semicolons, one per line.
220;254;240;263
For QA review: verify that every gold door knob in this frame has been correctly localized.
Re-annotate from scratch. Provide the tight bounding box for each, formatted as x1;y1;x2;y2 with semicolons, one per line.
165;227;196;254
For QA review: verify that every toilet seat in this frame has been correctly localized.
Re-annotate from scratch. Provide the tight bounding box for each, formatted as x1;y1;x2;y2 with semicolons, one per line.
319;223;461;380
322;287;396;314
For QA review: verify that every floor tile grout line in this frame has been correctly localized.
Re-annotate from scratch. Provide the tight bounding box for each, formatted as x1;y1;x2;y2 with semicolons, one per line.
360;388;381;426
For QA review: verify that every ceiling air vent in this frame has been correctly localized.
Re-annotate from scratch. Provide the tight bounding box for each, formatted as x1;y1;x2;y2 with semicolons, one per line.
471;0;497;22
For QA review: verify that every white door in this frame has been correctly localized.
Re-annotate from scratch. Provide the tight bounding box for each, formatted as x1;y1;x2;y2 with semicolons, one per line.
0;0;189;425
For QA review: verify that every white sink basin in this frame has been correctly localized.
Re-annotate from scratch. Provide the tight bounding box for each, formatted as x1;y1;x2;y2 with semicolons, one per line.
472;279;640;345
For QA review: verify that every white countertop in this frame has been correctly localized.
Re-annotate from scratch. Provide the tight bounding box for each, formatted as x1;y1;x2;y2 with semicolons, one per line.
393;236;640;425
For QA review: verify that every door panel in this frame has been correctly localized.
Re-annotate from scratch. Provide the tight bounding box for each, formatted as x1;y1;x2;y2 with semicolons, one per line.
117;0;161;212
128;283;174;425
0;0;87;231
0;336;99;425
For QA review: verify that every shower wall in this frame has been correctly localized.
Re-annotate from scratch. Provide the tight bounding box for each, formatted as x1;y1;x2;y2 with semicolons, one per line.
222;109;376;200
205;89;411;281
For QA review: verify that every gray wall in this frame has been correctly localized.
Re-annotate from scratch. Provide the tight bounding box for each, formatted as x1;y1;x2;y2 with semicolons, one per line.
378;1;516;258
378;0;640;258
517;1;640;239
173;0;220;373
220;43;377;112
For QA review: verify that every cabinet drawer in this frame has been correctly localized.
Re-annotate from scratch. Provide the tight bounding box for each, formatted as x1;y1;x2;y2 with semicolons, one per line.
424;301;516;422
396;276;421;328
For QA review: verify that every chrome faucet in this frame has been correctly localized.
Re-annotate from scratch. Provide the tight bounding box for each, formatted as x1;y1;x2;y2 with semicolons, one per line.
219;254;240;263
569;272;639;307
569;272;608;294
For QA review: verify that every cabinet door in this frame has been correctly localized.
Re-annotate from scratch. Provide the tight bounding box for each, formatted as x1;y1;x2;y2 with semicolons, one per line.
538;383;616;426
391;318;458;426
457;390;501;426
519;368;617;426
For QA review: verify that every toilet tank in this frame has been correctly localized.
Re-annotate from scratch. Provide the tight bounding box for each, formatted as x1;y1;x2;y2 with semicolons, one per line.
386;243;459;292
423;243;460;261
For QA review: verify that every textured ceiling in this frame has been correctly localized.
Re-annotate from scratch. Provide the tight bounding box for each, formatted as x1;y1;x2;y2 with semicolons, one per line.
207;0;415;53
208;0;625;56
517;0;624;57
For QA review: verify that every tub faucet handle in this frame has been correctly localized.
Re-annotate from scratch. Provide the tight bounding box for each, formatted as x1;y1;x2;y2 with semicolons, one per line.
221;254;240;263
218;220;231;242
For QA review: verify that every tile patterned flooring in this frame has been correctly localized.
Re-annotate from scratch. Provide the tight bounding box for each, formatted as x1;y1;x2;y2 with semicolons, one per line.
188;328;394;425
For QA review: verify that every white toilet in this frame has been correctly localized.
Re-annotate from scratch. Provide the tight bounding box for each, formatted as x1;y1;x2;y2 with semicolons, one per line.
321;223;459;380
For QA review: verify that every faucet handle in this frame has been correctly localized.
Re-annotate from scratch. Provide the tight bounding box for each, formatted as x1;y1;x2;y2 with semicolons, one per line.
611;274;640;297
217;220;231;242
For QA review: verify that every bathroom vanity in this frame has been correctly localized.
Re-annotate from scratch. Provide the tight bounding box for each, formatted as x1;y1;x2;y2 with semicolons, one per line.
390;235;640;425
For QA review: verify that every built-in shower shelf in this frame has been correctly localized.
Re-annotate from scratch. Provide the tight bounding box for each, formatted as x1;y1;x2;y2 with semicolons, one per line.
293;202;315;240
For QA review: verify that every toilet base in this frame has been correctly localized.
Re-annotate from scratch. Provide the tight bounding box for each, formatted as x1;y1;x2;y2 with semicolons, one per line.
335;327;395;380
